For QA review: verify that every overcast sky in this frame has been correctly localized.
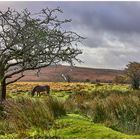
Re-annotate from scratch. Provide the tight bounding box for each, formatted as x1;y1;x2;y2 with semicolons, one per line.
0;1;140;70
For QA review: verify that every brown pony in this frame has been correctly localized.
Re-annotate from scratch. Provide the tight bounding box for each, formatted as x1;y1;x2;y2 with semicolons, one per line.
31;85;50;96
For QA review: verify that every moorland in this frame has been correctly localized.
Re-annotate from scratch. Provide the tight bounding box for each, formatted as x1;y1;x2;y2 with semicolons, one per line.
0;81;140;138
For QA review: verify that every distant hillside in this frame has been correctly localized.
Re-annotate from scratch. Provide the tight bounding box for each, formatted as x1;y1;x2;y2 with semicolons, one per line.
12;65;123;82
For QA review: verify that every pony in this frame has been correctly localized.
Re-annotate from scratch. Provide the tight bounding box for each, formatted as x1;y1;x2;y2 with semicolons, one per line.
31;85;50;96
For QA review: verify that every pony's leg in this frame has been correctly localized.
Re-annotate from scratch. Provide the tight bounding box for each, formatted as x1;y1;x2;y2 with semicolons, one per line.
47;87;50;95
45;90;49;96
45;90;48;96
47;89;50;96
38;92;41;96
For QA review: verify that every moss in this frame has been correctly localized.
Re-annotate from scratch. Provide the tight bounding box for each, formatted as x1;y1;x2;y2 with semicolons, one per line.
0;133;18;139
1;114;140;138
48;114;140;139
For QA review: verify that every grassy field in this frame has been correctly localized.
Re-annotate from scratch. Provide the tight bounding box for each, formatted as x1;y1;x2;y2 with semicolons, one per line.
1;82;140;138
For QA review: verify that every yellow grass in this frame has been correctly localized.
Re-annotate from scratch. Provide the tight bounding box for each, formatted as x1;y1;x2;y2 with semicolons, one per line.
7;82;131;94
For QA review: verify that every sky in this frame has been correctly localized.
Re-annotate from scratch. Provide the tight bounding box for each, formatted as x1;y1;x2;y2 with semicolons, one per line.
0;1;140;70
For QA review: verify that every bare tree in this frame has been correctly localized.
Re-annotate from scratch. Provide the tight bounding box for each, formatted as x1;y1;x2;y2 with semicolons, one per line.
0;8;84;100
61;73;72;82
61;66;73;82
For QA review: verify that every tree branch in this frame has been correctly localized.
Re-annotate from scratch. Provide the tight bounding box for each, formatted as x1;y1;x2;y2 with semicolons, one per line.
6;74;24;85
0;7;84;87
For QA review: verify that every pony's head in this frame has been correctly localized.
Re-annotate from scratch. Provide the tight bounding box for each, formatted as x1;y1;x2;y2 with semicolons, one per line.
31;88;35;96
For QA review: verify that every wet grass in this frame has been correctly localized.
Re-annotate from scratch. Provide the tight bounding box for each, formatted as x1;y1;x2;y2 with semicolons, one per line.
1;82;140;138
1;114;140;139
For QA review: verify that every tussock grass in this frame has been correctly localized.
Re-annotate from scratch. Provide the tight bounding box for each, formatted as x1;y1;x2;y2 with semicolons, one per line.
2;82;140;138
2;96;65;134
65;90;140;134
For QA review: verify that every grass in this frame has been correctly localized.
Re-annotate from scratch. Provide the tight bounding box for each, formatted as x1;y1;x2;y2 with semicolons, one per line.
65;90;140;134
46;114;140;139
7;82;131;94
1;82;140;138
1;113;140;139
0;96;66;138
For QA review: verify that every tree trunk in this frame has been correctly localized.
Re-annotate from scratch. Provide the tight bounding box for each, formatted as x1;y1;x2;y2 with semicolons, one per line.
0;79;6;100
0;65;6;101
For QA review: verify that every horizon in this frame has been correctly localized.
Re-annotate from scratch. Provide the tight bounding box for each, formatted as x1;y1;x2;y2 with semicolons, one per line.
51;64;123;71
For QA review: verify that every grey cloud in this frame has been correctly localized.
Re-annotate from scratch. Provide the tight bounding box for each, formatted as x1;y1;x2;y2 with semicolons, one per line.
63;2;140;34
0;1;140;69
2;1;140;33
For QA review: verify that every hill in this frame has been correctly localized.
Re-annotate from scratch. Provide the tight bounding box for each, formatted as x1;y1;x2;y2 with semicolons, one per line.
12;65;122;82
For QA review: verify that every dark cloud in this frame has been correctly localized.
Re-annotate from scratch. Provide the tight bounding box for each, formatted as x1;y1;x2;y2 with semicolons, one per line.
0;1;140;69
67;2;140;34
1;1;140;33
